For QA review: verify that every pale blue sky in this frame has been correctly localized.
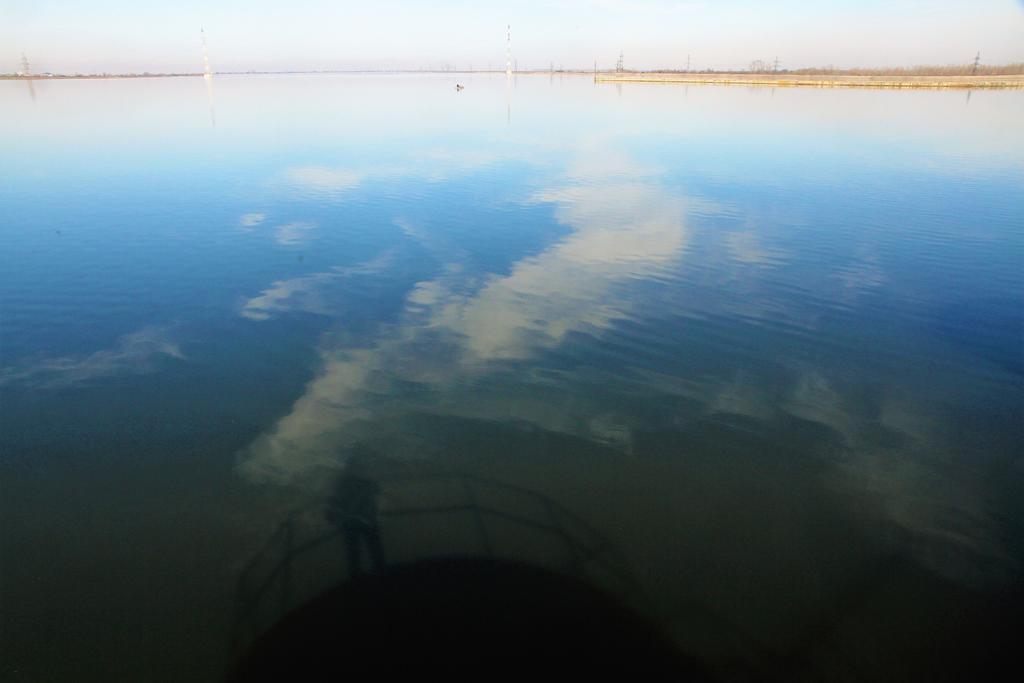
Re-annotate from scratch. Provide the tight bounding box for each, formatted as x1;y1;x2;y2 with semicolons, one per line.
3;0;1023;73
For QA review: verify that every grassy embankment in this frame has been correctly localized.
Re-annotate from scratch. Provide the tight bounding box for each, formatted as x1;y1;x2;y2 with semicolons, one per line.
596;64;1024;89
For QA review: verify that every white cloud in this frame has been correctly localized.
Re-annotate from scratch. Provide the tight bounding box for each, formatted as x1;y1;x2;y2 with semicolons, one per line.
439;181;689;362
274;221;318;246
236;347;378;482
725;230;787;266
279;150;511;202
281;167;361;197
239;212;266;228
0;326;184;389
240;250;396;320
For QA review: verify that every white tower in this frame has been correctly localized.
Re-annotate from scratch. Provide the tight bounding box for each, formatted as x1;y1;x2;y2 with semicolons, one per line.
506;25;512;76
201;28;212;80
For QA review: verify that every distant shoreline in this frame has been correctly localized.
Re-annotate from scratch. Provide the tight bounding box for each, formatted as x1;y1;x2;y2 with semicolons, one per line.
1;71;531;81
4;71;1023;89
1;73;202;80
0;70;597;82
596;72;1024;89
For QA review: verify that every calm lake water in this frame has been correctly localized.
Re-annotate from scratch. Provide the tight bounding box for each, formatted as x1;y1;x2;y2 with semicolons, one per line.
2;74;1022;680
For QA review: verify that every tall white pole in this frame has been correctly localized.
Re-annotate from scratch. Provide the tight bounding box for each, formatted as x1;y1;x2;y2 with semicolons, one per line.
201;28;212;80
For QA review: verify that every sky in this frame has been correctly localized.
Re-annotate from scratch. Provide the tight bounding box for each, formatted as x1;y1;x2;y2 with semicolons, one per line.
3;0;1023;74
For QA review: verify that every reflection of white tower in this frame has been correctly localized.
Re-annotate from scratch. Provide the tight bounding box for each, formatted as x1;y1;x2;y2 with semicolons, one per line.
201;28;212;80
20;52;36;101
506;25;512;77
200;28;216;126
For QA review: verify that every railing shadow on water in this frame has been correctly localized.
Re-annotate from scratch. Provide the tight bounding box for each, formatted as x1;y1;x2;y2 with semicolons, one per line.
227;463;647;663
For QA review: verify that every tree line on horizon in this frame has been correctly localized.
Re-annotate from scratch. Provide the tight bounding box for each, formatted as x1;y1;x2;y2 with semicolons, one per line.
699;62;1024;76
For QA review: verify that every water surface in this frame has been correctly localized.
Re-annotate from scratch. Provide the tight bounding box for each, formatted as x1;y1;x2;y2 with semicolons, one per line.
2;74;1022;680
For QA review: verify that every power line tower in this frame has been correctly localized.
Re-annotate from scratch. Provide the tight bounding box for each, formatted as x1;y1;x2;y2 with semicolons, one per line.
686;54;690;72
773;56;779;73
616;51;624;73
506;25;512;77
971;51;980;75
19;52;31;77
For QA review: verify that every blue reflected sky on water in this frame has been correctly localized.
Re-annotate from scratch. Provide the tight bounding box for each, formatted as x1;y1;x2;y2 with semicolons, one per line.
1;74;1022;679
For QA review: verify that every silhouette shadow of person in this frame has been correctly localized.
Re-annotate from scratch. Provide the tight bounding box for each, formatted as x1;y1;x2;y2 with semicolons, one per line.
326;446;385;578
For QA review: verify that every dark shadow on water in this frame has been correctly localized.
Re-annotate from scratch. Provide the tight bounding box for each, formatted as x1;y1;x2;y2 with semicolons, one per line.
228;453;646;646
228;450;665;675
227;556;707;679
227;441;1024;681
325;447;385;578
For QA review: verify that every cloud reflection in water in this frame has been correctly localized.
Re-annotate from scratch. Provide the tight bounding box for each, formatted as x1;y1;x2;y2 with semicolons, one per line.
237;149;692;482
0;326;183;389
